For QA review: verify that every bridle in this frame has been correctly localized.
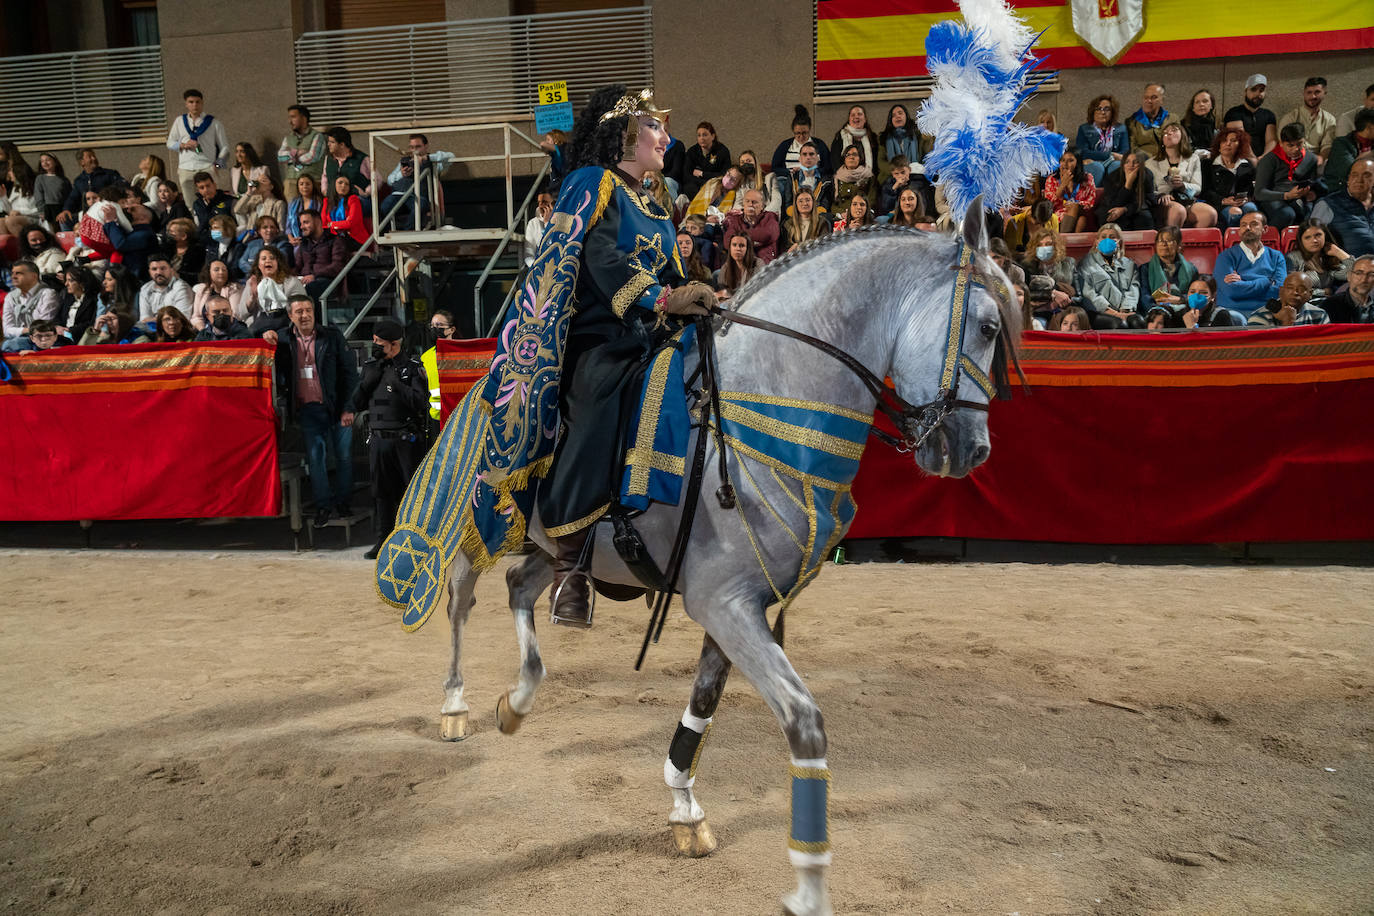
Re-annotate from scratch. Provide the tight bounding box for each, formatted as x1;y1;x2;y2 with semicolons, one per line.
713;239;1000;454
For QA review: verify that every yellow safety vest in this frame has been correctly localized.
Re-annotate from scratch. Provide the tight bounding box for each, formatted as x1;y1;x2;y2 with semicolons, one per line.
421;345;441;420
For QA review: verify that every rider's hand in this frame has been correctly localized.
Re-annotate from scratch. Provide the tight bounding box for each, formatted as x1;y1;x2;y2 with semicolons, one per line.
663;282;715;316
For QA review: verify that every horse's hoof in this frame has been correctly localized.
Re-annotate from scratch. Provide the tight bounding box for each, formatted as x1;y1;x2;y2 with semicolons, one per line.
439;710;469;741
670;820;718;857
495;691;525;735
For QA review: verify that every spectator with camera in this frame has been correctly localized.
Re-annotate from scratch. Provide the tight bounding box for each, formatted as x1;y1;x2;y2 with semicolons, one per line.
1202;127;1258;229
1215;211;1287;316
1076;223;1143;329
382;133;454;231
1310;157;1373;258
1247;273;1329;327
1253;123;1321;228
233;173;285;235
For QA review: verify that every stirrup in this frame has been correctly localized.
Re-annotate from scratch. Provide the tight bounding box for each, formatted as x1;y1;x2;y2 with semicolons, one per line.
549;570;596;628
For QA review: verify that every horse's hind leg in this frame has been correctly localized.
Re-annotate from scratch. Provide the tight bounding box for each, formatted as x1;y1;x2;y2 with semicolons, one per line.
439;553;479;740
495;550;553;734
664;634;732;857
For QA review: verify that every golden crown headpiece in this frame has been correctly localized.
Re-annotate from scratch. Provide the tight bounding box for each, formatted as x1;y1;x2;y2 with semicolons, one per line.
599;87;670;123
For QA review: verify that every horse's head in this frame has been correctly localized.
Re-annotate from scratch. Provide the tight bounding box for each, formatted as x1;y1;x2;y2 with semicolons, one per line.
891;197;1020;478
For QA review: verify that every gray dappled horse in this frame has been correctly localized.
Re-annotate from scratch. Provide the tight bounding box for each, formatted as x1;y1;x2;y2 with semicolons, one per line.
433;201;1016;916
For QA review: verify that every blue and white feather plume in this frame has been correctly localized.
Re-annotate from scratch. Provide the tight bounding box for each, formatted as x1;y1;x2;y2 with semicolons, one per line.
917;0;1066;219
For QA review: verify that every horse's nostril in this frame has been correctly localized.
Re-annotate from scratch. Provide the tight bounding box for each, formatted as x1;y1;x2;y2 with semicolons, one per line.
972;445;990;465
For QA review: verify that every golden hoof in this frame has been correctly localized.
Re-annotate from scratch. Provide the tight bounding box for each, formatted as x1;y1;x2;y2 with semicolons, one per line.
496;691;525;735
439;711;469;741
671;820;718;858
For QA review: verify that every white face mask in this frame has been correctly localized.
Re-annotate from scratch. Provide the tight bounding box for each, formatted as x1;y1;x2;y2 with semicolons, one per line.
1036;245;1054;261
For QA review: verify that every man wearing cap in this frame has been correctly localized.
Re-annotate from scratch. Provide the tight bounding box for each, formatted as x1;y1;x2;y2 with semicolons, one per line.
1278;77;1336;164
352;318;428;560
1225;75;1278;157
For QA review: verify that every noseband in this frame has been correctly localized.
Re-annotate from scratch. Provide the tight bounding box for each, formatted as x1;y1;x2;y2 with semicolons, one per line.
713;240;997;454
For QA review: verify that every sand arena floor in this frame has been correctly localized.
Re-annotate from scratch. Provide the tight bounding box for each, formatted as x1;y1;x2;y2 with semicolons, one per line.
2;549;1371;915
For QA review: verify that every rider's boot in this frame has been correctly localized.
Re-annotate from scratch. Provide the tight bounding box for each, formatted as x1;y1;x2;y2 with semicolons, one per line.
550;527;593;628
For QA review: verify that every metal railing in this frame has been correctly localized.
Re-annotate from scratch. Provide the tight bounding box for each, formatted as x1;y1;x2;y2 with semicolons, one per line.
480;157;550;336
1;45;165;148
294;7;652;128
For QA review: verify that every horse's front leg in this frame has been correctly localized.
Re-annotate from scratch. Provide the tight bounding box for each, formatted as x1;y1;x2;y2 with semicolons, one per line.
690;600;832;916
665;634;731;857
495;550;553;733
439;553;478;740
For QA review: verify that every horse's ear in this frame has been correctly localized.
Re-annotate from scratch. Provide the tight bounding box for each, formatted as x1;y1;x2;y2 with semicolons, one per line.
962;196;988;252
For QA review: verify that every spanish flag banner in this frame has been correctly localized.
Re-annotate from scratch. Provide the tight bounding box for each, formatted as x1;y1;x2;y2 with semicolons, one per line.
816;0;1374;79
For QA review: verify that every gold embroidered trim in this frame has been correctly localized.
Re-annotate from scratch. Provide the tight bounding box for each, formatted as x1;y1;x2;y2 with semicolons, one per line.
625;447;686;476
789;765;832;781
788;839;832;854
13;347;271;376
543;502;611;538
688;721;711;779
627;329;685;496
719;390;873;423
941;243;974;391
591;170;615;228
959;353;994;399
720;401;867;460
612;270;657;318
608;170;672;221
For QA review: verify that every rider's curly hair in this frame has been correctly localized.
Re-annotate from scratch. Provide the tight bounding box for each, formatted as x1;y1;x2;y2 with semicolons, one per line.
567;84;629;172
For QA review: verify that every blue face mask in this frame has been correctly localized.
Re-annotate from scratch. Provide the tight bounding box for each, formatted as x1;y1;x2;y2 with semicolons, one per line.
210;229;224;241
1035;245;1054;261
1097;238;1118;256
1187;292;1209;309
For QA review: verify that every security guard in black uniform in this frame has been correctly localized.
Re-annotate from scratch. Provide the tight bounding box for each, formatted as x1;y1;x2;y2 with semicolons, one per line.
355;318;429;560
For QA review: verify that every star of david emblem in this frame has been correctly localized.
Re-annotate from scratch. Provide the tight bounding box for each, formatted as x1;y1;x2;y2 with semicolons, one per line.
631;233;668;275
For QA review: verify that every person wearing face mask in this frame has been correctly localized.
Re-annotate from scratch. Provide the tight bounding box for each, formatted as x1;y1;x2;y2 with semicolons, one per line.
193;294;252;340
779;140;833;215
351;318;428;560
203;214;244;275
687;166;743;223
523;190;555;266
734;150;779;215
1180;276;1239;328
1075;224;1144;329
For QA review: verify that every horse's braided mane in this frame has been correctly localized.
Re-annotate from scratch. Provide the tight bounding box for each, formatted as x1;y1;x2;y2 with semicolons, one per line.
731;222;946;309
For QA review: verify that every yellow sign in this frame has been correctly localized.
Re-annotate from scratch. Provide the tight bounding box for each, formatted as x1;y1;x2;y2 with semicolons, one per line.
537;81;568;105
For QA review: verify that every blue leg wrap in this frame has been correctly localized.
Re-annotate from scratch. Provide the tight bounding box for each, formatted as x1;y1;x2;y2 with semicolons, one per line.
789;761;830;861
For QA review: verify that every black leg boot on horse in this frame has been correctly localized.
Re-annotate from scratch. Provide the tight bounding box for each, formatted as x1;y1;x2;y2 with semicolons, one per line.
550;527;594;628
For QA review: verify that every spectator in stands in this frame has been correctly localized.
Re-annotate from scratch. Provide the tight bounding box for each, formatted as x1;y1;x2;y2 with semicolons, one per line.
1099;149;1154;229
18;226;64;277
229;143;265;200
781;187;831;254
1146;123;1217;228
295;210;346;301
105;203;159;282
1002;195;1058;253
712;233;757;299
1127;84;1176;159
1049;306;1089;331
537;129;569;190
55;149;121;231
57;265;101;341
1318;255;1374;323
1138;226;1198;314
2;260;60;351
723;189;781;263
1278;77;1336;163
1036;110;1060;138
12;319;71;354
676;230;712;282
382;133;455;231
167;89;229;200
1248;272;1329;327
1225;74;1278;157
831;105;879;174
1042;147;1096;233
154;181;191;228
878;104;924;181
1021;227;1076;313
641;171;674;214
833;193;874;232
1181;89;1219;156
1287;219;1352;298
193;295;251;340
33;153;70;228
681;213;717;269
687;166;742;224
1202;127;1258;229
264;294;359;527
1335;84;1374;138
1076;94;1129;186
772;106;833;180
1254;123;1320;228
191;171;235;241
1215;210;1286;316
278;104;326;200
1327;110;1374;191
3;160;39;237
138;254;194;323
203;214;242;278
285;174;325;245
888;187;933;230
1076;223;1143;329
325;175;370;251
1183;275;1239;328
243;246;307;322
660;115;686;199
99;264;139;318
878;155;930;219
239;214;294;279
1311;157;1374;257
832;145;875;212
79;308;137;345
683;122;730;202
162;216;204;285
523;190;553;266
153;305;196;342
988;238;1026;288
735;150;779;216
191;259;244;329
323;127;372;202
129;154;166;208
233;173;284;236
778;140;831;215
429;309;457;340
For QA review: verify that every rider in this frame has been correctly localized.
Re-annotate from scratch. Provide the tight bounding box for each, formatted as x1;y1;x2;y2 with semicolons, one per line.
540;86;715;627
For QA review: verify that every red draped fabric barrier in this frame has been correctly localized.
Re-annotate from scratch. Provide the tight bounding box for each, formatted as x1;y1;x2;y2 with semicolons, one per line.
0;341;281;521
850;326;1374;543
436;337;498;424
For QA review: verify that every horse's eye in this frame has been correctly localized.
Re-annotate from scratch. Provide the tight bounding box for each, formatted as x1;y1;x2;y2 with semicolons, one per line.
980;322;998;340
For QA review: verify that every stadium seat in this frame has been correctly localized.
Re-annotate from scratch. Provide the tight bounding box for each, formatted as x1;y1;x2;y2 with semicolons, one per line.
1180;228;1223;274
1122;230;1157;266
1278;225;1298;252
57;231;77;253
1222;226;1280;249
0;233;18;263
1062;231;1096;263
